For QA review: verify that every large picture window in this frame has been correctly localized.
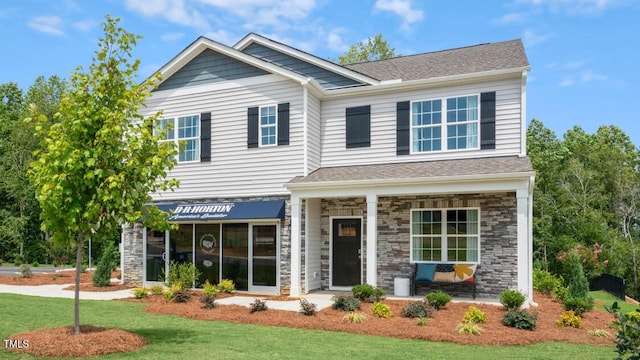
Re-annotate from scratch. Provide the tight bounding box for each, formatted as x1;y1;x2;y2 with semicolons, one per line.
158;114;200;163
411;95;479;153
411;209;479;263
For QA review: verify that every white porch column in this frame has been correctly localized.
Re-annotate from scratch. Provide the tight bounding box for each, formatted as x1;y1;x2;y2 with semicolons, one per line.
516;189;533;307
290;195;302;297
366;193;377;287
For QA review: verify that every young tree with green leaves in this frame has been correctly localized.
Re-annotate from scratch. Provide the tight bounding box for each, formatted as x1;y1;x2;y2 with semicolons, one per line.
28;16;178;335
337;34;398;65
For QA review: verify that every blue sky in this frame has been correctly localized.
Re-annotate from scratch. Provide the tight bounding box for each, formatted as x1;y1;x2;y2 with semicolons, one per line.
1;0;638;144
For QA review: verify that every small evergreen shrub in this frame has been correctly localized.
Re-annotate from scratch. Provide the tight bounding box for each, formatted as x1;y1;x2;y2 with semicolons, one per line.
352;284;374;302
456;323;483;335
19;264;32;278
216;279;236;293
31;261;40;267
562;296;594;316
173;289;192;303
249;298;268;313
561;250;594;315
150;284;165;295
372;302;392;318
533;269;563;296
133;287;149;299
299;298;317;316
500;289;526;310
463;306;488;324
332;295;361;311
343;311;367;324
425;291;452;310
200;295;217;309
502;309;537;330
203;280;219;297
371;287;387;303
556;310;582;328
402;301;432;319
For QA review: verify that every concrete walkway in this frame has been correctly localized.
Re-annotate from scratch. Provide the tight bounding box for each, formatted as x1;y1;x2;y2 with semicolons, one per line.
0;282;335;311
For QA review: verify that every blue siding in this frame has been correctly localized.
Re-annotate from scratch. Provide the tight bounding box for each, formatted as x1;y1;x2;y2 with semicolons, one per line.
158;49;270;91
242;43;363;90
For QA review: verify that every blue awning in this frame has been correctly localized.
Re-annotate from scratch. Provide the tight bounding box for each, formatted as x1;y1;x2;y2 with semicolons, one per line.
155;200;285;222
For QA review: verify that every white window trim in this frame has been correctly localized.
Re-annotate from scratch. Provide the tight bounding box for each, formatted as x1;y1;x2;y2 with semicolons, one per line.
410;207;481;264
259;105;278;147
159;114;201;164
410;93;480;154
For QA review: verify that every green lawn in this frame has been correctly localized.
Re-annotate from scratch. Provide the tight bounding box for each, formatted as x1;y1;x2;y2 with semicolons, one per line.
0;294;617;360
591;290;639;314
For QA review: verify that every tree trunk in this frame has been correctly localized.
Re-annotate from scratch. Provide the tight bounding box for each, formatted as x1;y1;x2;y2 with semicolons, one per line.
74;230;84;335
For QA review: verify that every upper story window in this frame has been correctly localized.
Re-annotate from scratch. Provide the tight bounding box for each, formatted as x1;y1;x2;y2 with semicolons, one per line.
411;95;479;153
158;114;200;163
260;105;277;146
411;208;479;263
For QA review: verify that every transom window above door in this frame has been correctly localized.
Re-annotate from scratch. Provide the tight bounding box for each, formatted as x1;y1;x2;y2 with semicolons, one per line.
411;95;479;153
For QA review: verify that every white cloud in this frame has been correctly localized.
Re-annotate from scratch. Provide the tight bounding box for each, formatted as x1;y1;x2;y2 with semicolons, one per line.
195;0;316;28
562;60;585;70
72;19;95;32
326;28;348;52
522;29;553;46
492;12;524;25
125;0;210;29
203;29;236;45
160;32;186;42
580;69;607;82
516;0;625;15
374;0;424;31
28;16;65;36
560;78;574;87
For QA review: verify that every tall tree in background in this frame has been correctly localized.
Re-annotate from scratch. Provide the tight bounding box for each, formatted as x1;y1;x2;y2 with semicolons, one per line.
337;34;398;65
28;15;178;335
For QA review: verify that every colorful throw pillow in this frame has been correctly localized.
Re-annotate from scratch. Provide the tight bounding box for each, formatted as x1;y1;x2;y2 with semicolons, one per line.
453;264;477;283
433;271;455;282
415;264;437;282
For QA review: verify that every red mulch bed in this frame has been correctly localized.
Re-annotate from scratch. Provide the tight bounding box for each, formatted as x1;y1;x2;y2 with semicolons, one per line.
136;291;615;346
0;269;122;287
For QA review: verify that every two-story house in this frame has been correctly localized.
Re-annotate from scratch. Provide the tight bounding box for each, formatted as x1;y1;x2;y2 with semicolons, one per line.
121;33;535;304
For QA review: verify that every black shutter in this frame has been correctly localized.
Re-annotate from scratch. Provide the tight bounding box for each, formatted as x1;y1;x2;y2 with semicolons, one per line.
346;105;371;148
200;112;211;162
277;103;290;146
396;101;410;155
247;107;259;148
480;92;496;150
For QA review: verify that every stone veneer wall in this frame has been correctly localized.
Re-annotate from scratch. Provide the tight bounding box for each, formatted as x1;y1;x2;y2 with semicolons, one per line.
122;222;144;286
121;196;291;294
320;198;367;290
376;193;518;298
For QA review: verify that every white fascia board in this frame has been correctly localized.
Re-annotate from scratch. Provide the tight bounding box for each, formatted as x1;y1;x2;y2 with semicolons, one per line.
286;172;535;198
322;67;531;99
234;33;381;86
156;37;309;88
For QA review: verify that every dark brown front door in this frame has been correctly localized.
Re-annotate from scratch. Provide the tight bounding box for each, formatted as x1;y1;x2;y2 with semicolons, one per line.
332;218;361;287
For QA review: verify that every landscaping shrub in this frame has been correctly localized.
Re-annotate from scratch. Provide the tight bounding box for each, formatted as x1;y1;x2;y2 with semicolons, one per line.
173;289;192;303
371;287;386;303
502;309;537;330
216;279;236;293
31;261;40;267
249;298;268;313
500;289;526;310
13;255;24;266
166;261;201;289
203;280;219;297
372;302;392;318
19;264;32;278
425;291;452;310
200;295;217;309
133;287;149;299
456;323;483;335
163;284;181;300
93;242;119;287
588;329;611;338
352;284;374;302
299;298;317;316
562;296;594;316
533;269;562;296
561;251;594;315
463;306;488;324
332;295;360;311
149;284;164;295
416;317;428;326
611;310;640;359
556;310;582;328
343;311;366;324
402;301;432;319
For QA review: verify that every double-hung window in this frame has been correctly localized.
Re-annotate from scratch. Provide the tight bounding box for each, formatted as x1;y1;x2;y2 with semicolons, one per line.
411;209;479;263
260;105;277;146
411;94;479;153
158;114;200;163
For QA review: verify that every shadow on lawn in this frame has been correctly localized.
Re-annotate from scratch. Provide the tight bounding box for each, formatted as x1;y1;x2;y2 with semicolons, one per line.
132;328;198;344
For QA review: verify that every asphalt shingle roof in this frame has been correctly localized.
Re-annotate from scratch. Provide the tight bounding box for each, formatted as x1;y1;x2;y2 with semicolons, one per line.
344;39;529;82
288;156;533;184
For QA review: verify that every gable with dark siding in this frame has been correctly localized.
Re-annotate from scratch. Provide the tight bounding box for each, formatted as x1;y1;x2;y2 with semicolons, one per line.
157;49;271;91
242;43;364;90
